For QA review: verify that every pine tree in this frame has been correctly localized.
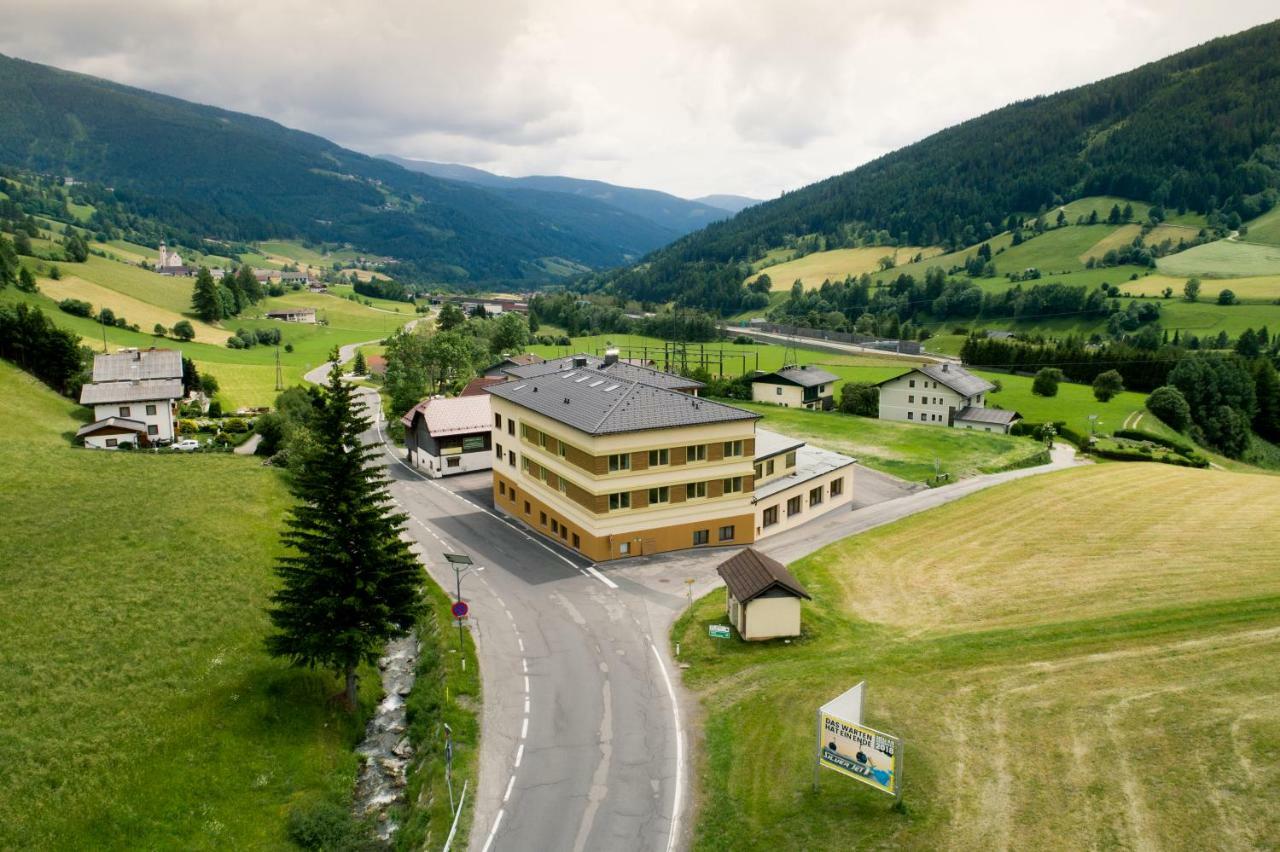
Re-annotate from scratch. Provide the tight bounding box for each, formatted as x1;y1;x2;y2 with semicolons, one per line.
353;349;367;375
266;353;423;709
235;264;263;304
192;267;224;322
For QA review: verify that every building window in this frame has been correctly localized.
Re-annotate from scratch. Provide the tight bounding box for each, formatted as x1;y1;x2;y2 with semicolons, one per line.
558;441;567;458
540;511;548;526
908;395;914;403
499;481;507;496
119;406;131;417
619;541;631;555
762;506;779;527
494;412;502;428
447;457;460;468
686;444;707;462
106;438;118;448
648;448;669;466
766;459;775;475
508;420;515;436
572;533;581;549
909;379;915;388
508;451;516;467
809;486;823;506
521;423;531;440
145;404;157;416
775;386;783;396
692;529;709;546
648;486;669;504
686;481;706;500
522;457;531;473
524;501;531;515
560;526;568;540
146;425;158;436
754;463;763;479
723;440;743;457
609;453;630;472
723;476;743;494
718;525;735;542
539;432;548;449
830;477;843;497
550;518;559;533
785;452;796;468
907;412;914;420
787;495;802;516
496;442;503;458
558;478;567;494
609;492;631;511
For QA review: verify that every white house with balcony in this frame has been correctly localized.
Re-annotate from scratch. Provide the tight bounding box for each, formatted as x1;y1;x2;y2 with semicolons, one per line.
876;363;1020;434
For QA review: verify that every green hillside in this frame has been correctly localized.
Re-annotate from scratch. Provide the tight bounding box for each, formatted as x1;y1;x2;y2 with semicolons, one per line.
0;360;374;848
591;20;1280;313
0;53;676;282
1245;205;1280;246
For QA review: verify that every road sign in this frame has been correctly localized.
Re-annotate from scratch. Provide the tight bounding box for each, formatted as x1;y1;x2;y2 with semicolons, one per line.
708;624;731;639
451;600;469;619
815;682;901;797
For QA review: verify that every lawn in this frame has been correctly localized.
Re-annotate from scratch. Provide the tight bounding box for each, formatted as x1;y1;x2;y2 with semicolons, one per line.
977;371;1149;435
1156;239;1280;278
747;245;943;290
37;271;229;344
673;463;1280;851
327;283;419;314
0;361;378;848
1243;205;1280;247
730;401;1046;482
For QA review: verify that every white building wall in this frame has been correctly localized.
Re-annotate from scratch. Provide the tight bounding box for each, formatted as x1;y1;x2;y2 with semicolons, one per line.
414;447;493;478
742;595;802;640
754;466;854;539
752;382;806;408
93;399;176;443
877;372;977;427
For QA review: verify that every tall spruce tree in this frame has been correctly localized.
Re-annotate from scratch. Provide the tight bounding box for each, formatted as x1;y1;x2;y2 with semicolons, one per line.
266;353;423;708
191;266;224;322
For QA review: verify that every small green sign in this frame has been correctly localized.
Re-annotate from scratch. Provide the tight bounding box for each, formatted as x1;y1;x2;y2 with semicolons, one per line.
709;625;731;639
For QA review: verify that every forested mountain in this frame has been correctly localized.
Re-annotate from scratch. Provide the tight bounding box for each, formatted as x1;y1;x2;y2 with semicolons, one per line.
595;19;1280;312
380;155;734;236
0;53;677;283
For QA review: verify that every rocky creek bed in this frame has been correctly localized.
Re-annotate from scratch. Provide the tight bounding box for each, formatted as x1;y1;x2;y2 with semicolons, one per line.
353;633;420;842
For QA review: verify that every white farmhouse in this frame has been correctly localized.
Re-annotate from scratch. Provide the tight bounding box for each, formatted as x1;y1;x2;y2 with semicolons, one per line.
402;395;494;478
876;363;1020;434
749;365;839;410
77;349;184;448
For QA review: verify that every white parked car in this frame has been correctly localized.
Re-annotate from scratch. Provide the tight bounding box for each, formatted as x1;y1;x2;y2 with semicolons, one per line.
171;439;201;452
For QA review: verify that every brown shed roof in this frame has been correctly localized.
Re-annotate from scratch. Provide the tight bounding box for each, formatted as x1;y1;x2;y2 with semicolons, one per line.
716;548;811;603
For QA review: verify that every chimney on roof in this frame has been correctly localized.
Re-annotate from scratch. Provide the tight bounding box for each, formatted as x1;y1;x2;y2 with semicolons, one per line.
603;348;619;366
573;356;587;368
942;363;949;372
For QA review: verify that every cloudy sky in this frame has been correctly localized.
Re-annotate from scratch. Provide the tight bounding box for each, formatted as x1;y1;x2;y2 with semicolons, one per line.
1;1;1277;200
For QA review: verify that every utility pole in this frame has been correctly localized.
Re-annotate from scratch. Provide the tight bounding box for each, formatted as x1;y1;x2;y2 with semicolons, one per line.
274;345;284;391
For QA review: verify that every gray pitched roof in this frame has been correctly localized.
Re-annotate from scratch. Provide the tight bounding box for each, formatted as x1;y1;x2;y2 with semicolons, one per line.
80;379;184;405
751;365;839;388
486;367;756;436
954;406;1020;425
753;444;857;502
879;362;995;397
753;428;805;462
506;354;704;390
76;416;148;437
716;548;811;603
91;349;182;382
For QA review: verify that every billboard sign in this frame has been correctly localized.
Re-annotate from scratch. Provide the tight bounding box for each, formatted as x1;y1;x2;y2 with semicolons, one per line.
816;682;901;797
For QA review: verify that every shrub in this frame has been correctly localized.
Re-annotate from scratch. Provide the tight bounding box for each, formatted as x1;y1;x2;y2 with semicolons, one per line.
1092;369;1124;402
838;382;879;416
1217;288;1237;306
177;419;199;435
153;323;167;337
223;417;249;433
286;797;369;851
48;264;62;280
1145;385;1191;431
1112;428;1196;455
1031;367;1063;397
172;320;195;341
58;298;94;317
208;400;223;418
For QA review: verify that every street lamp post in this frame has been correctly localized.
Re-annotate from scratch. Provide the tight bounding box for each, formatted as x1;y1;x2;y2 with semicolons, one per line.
444;552;474;651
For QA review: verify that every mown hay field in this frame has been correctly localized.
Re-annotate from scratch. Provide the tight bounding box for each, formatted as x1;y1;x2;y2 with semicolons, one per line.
674;463;1280;851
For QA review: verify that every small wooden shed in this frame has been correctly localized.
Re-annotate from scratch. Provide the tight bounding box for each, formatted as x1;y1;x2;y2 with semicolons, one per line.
716;548;811;640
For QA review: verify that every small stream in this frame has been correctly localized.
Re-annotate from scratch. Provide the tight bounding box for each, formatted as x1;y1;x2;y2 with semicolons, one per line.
353;633;420;842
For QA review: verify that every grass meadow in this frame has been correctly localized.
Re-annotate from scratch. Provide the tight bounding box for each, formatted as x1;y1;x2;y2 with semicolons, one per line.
748;246;944;290
1156;239;1280;278
732;401;1046;482
673;463;1280;851
1244;205;1280;246
0;361;379;848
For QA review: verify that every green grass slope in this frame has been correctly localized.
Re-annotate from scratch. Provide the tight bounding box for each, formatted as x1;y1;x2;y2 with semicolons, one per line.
1156;239;1280;277
674;463;1280;850
0;361;375;848
1243;205;1280;246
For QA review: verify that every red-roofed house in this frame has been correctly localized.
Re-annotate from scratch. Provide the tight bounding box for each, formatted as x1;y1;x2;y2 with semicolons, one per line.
460;376;506;396
401;395;493;478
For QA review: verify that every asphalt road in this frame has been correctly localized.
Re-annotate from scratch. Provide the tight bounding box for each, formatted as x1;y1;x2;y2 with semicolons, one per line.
361;395;687;852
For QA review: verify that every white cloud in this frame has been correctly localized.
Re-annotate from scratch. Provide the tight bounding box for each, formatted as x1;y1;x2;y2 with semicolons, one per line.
0;0;1276;199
